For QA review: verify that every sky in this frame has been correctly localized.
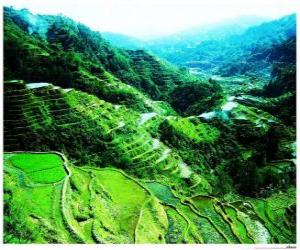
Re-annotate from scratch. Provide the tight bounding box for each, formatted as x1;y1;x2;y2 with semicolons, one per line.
2;0;298;39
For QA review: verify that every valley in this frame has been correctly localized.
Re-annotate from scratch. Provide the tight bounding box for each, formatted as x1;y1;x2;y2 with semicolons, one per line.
3;6;296;244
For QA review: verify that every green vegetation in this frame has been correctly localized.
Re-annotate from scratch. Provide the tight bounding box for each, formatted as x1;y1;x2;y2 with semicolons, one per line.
4;6;222;114
4;153;296;243
4;153;168;243
3;6;296;244
160;117;219;143
9;153;66;184
145;181;179;206
4;153;71;243
170;80;223;115
146;14;296;79
65;166;168;243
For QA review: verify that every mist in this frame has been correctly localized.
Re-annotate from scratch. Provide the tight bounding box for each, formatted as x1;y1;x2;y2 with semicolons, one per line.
2;0;297;39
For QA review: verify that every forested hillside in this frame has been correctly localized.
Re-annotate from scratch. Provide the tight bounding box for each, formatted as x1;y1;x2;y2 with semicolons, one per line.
3;7;296;244
4;7;221;110
146;14;296;78
102;31;144;49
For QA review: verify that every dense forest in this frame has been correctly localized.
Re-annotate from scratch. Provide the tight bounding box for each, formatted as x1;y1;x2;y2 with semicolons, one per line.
3;6;296;244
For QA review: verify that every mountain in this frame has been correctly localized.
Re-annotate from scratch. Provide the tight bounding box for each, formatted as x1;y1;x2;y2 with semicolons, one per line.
146;14;296;78
101;31;144;49
4;7;222;112
103;16;270;50
147;16;269;46
3;6;296;244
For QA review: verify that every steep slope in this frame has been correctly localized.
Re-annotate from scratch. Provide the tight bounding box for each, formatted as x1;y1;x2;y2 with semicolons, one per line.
146;14;296;78
238;35;296;127
3;6;296;244
104;16;269;51
5;80;221;198
4;7;222;110
101;32;144;49
146;16;269;53
4;79;295;199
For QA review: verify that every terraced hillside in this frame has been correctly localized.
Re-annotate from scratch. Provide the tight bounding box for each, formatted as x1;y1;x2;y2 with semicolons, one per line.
3;6;296;245
4;152;295;243
4;80;208;195
4;6;222;113
4;80;296;243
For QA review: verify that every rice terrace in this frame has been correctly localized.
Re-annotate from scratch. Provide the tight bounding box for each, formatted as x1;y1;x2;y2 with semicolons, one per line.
4;151;296;243
2;0;297;245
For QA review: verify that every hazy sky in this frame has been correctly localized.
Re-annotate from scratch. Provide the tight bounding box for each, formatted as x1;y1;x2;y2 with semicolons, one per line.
2;0;297;39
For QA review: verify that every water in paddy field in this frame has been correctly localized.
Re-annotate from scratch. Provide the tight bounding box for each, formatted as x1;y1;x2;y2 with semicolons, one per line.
179;162;193;178
199;111;217;120
222;102;238;111
199;96;238;120
156;148;171;163
114;105;121;110
26;82;51;89
221;96;238;111
139;112;157;125
152;139;160;149
118;121;125;128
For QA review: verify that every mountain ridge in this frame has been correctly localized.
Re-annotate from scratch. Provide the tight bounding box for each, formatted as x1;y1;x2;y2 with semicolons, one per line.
3;6;296;244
